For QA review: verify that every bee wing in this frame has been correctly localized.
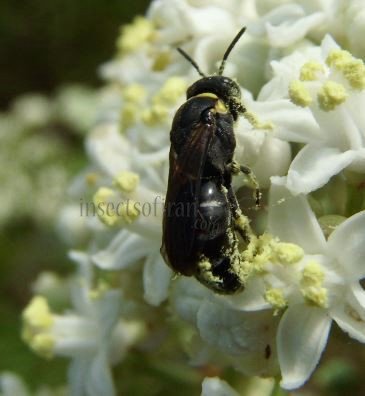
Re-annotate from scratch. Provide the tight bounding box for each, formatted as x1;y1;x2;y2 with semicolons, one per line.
161;121;215;275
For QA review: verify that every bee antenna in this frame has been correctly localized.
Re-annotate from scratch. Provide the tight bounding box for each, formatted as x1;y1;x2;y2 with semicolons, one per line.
218;26;246;76
177;47;206;78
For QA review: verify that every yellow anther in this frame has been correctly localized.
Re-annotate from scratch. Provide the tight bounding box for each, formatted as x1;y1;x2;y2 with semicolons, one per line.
288;80;312;107
85;172;99;186
326;49;365;90
272;242;304;265
326;49;353;69
30;333;55;359
244;111;274;130
122;83;146;104
300;261;328;308
301;261;325;287
300;61;325;81
116;200;140;224
141;104;168;125
302;286;328;308
152;51;172;71
265;288;287;315
317;81;348;111
93;187;119;227
22;296;53;330
120;103;139;131
153;77;187;105
113;171;139;193
117;16;155;54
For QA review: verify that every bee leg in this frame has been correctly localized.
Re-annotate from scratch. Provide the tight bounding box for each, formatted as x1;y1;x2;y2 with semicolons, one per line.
195;254;244;294
229;161;261;207
226;186;252;242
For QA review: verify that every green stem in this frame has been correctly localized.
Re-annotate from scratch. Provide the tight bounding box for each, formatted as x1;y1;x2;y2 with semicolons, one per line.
270;378;289;396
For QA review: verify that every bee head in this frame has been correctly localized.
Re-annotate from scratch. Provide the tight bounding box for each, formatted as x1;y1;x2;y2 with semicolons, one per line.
187;76;244;120
177;27;247;120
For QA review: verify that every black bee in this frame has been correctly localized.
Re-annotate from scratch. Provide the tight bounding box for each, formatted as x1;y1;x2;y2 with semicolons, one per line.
161;27;258;294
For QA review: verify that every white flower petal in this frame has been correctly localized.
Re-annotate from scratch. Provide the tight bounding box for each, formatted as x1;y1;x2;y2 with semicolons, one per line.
286;145;358;195
94;290;121;339
266;12;325;47
68;358;88;396
0;373;29;396
224;278;270;311
92;231;149;270
86;124;132;178
252;136;291;188
86;351;116;396
170;277;211;324
311;106;363;150
268;178;327;253
328;211;365;279
197;300;274;356
331;286;365;343
201;377;239;396
256;100;320;144
143;252;172;306
278;304;331;390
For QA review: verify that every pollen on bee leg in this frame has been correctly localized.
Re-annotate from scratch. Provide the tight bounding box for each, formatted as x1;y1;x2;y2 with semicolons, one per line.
196;256;222;284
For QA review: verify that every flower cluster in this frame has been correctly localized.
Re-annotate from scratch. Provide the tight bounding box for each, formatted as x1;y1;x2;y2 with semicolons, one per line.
0;85;100;229
20;1;365;394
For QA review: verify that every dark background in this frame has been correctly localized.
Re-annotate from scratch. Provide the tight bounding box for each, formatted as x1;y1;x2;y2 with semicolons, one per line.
0;0;150;109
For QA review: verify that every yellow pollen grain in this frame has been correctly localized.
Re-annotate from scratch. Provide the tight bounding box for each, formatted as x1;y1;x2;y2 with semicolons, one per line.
153;77;187;105
302;286;328;308
301;261;325;288
117;16;155;54
113;171;139;193
265;288;287;314
272;242;304;265
152;51;172;71
300;61;325;81
317;80;348;111
326;49;365;90
122;83;146;104
243;111;274;130
288;80;312;107
243;234;274;274
22;296;53;330
85;172;99;186
326;49;353;69
342;60;365;90
30;333;55;359
117;200;140;224
93;187;119;227
120;103;139;131
141;104;168;125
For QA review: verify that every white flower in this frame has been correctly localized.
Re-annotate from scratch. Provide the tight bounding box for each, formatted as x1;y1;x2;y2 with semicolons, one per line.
0;372;67;396
170;277;279;377
259;34;365;194
201;377;239;396
0;373;29;396
22;252;144;396
53;1;365;394
228;176;365;389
